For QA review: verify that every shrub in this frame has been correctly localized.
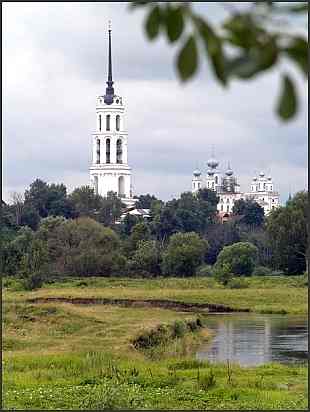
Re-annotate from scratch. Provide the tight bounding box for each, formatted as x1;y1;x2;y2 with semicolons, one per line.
22;272;45;290
213;263;233;286
196;264;213;277
214;242;258;277
252;266;272;276
172;320;187;338
226;278;249;289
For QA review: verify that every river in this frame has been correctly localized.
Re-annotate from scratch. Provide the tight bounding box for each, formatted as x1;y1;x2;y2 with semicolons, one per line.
196;314;308;366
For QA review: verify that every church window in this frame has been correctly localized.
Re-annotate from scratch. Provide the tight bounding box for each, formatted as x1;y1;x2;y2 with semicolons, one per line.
96;139;100;163
106;138;111;163
116;139;123;163
106;115;111;131
198;182;201;188
99;114;102;131
116;115;120;131
227;205;229;212
221;205;223;211
118;176;125;197
215;176;218;184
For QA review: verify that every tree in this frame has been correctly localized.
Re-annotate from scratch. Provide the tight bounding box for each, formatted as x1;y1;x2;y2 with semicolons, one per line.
10;192;24;226
136;194;159;209
204;221;240;264
131;2;307;121
24;179;50;217
130;240;161;276
266;191;308;274
98;191;124;226
233;199;265;227
69;186;102;218
162;232;208;276
44;217;125;276
214;241;258;277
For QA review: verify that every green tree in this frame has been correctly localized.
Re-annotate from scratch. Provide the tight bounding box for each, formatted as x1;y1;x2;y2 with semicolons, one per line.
130;240;161;276
24;179;50;217
46;217;124;276
266;191;308;274
98;191;124;226
69;186;103;218
136;194;159;209
131;2;307;121
162;232;208;276
214;241;258;277
232;199;265;227
204;221;240;264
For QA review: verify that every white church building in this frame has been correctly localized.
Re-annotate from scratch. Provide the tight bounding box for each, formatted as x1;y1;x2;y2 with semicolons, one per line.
89;26;136;207
192;155;280;216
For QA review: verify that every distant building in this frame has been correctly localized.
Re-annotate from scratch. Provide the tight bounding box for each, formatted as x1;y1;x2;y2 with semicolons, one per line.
89;26;136;208
191;155;280;216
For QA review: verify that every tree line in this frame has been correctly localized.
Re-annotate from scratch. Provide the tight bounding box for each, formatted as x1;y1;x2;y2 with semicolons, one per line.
1;178;308;288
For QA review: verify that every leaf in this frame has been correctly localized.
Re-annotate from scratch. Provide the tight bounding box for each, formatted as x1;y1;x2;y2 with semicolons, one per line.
177;35;198;81
276;74;298;120
284;37;308;76
144;5;162;40
165;5;184;43
195;17;227;85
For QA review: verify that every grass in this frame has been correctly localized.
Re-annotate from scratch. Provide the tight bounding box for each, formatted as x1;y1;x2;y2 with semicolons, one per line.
6;275;307;314
2;275;308;409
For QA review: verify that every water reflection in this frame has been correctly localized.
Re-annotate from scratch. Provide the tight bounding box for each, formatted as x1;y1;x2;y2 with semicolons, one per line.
196;314;308;366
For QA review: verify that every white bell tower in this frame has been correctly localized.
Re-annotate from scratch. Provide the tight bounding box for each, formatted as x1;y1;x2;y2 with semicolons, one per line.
89;25;135;207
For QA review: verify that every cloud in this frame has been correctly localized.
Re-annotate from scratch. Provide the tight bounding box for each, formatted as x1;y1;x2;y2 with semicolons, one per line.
3;2;308;205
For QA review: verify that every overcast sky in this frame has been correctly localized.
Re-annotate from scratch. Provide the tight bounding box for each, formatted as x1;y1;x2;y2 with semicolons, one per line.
3;2;308;204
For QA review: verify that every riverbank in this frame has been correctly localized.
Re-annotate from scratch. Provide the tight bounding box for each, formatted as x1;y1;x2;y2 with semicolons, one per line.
3;275;308;409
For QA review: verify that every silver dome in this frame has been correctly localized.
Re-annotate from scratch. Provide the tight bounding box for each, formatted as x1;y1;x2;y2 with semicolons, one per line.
207;157;219;169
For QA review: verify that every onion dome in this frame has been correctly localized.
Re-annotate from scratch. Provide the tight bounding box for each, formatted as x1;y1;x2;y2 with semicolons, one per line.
259;171;265;177
207;157;219;169
267;176;272;180
193;169;201;177
207;169;215;176
253;176;257;181
225;163;233;176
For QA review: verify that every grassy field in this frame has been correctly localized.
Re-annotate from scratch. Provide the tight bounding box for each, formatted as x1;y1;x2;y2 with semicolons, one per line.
3;275;308;409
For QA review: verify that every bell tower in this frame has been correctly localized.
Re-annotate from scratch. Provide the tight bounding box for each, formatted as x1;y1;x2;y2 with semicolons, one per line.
89;24;135;207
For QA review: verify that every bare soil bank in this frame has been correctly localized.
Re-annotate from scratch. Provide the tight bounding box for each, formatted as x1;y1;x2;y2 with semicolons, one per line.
27;296;250;313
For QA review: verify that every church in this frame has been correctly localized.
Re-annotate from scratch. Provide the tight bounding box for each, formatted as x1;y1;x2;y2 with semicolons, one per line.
89;27;280;219
191;156;280;216
89;26;136;208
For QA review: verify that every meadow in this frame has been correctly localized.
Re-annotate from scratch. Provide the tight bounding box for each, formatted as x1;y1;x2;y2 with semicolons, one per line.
3;275;308;409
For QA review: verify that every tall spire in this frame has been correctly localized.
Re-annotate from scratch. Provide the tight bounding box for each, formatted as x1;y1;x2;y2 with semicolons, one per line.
104;21;115;105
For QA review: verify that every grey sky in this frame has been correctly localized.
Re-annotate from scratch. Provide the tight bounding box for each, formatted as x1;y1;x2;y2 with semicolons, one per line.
3;2;308;204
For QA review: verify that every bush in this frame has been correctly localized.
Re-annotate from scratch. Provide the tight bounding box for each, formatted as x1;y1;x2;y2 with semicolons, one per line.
172;320;187;338
213;263;233;286
196;264;213;277
226;278;249;289
214;242;258;277
252;266;272;276
22;272;45;290
162;232;208;277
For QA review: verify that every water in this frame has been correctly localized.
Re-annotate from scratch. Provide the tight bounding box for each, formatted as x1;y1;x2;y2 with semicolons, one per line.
196;314;308;366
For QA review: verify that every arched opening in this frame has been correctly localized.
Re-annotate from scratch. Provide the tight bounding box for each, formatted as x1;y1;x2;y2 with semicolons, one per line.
106;114;110;131
215;176;218;184
118;176;125;197
106;138;110;163
116;115;120;131
99;114;102;131
116;139;123;164
96;139;100;164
